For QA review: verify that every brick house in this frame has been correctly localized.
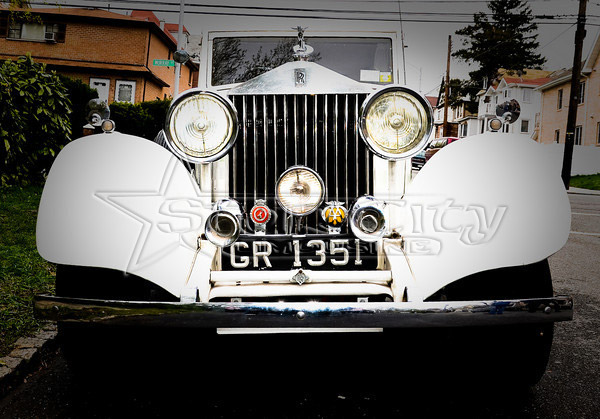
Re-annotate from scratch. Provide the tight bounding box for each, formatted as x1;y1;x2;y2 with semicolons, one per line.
537;31;600;147
0;7;198;104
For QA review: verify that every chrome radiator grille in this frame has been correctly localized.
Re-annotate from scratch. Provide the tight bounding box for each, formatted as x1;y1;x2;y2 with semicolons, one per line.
228;93;373;234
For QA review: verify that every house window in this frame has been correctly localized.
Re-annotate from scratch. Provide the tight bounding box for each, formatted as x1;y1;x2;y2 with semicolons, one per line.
116;80;136;104
578;82;585;105
6;20;66;42
522;88;532;103
502;123;510;133
520;119;530;133
557;89;563;110
504;89;511;98
575;125;583;145
555;129;560;143
90;78;110;104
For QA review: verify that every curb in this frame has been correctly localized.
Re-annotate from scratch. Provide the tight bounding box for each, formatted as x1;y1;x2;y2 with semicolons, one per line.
567;187;600;196
0;322;58;399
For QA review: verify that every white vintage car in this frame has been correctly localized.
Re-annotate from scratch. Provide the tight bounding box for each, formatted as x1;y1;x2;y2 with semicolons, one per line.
35;24;572;385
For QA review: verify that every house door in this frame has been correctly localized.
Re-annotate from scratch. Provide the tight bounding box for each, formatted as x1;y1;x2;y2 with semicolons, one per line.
90;78;110;104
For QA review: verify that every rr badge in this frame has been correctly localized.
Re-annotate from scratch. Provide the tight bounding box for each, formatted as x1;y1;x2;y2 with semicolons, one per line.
294;68;306;87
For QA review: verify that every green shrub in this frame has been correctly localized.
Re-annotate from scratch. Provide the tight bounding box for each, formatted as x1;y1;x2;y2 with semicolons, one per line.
0;54;72;186
110;99;171;140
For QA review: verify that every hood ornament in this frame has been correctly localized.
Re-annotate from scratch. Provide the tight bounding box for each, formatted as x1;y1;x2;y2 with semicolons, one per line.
292;26;314;61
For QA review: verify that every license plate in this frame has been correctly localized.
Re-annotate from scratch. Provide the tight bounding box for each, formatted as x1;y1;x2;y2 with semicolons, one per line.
221;235;378;270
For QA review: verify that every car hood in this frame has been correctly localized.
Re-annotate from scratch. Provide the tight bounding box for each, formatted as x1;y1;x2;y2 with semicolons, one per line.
227;61;378;95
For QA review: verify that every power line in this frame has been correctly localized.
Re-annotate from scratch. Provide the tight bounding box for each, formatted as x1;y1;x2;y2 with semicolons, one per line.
27;1;594;25
35;0;586;20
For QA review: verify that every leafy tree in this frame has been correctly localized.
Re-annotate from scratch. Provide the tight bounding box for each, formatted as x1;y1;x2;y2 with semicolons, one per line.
0;55;72;186
453;0;546;93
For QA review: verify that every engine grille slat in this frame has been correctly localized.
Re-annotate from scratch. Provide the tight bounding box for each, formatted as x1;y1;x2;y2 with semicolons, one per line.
228;93;372;235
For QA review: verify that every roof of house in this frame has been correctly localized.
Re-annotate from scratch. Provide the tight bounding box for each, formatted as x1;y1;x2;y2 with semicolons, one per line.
425;96;438;108
501;76;553;87
1;6;184;49
0;53;170;87
130;10;190;44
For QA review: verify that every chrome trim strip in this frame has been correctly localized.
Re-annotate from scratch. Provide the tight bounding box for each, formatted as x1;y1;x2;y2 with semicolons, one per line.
35;295;574;328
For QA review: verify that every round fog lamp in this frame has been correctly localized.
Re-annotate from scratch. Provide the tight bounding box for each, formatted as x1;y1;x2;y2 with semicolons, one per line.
276;166;325;216
489;118;503;131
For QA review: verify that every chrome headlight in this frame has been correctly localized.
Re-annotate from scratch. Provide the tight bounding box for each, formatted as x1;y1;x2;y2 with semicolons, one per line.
165;90;238;163
276;166;325;216
359;86;433;160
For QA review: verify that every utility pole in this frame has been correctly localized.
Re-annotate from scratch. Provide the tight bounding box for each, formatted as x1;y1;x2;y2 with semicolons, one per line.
397;0;407;84
173;0;185;99
443;35;452;137
562;0;588;188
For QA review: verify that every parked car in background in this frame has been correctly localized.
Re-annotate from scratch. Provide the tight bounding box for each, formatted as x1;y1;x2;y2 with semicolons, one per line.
425;136;460;162
411;150;426;170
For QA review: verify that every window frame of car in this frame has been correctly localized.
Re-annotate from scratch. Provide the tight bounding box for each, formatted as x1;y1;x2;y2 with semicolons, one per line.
203;30;399;90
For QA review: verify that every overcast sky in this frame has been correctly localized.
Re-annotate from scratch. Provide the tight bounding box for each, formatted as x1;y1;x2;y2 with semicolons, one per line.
30;0;600;96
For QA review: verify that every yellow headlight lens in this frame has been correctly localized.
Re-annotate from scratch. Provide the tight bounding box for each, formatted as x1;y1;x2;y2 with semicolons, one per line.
276;166;324;216
166;92;237;162
360;88;432;159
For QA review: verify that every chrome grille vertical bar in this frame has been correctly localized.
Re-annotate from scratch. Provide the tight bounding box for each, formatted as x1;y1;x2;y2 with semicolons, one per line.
334;95;339;201
253;95;258;203
273;95;278;234
242;95;247;211
263;95;268;200
313;95;318;232
324;95;328;201
304;95;308;166
355;94;359;198
283;95;288;169
232;96;237;202
344;94;349;207
294;95;298;165
283;95;288;234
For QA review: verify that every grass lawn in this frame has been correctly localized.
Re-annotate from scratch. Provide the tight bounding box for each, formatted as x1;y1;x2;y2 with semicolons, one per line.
0;186;55;357
570;173;600;191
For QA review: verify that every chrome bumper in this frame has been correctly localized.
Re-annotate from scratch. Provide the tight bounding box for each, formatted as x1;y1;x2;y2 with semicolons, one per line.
35;295;573;328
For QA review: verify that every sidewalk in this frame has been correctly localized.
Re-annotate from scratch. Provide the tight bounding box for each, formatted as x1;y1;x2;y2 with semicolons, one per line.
0;323;58;399
567;187;600;196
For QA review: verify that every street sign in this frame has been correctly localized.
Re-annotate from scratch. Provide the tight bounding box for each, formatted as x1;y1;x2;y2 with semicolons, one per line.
153;59;175;67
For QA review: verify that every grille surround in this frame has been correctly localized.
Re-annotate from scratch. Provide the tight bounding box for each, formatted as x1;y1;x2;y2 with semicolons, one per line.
228;93;374;235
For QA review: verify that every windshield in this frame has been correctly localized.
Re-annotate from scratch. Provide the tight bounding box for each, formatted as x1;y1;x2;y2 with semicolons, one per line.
211;37;393;86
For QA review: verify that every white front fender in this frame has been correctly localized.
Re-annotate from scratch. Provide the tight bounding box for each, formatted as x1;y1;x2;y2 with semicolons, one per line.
385;133;571;301
36;133;216;300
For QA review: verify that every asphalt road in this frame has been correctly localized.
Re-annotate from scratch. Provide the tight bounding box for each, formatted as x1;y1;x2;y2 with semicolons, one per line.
0;192;598;418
